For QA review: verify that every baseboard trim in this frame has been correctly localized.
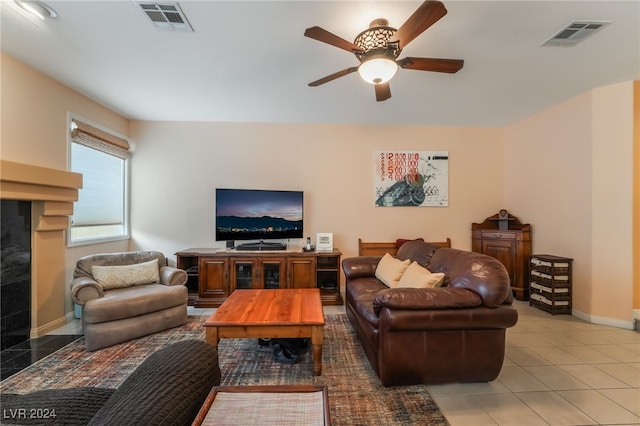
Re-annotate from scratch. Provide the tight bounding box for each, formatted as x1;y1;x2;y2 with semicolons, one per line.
572;308;635;330
30;315;71;338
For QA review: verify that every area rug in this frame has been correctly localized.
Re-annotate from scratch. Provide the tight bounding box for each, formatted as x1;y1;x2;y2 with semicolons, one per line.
0;314;448;426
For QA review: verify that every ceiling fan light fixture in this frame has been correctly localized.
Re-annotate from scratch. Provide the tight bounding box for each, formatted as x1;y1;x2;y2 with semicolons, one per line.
304;1;462;100
358;57;398;85
354;20;396;51
14;0;58;19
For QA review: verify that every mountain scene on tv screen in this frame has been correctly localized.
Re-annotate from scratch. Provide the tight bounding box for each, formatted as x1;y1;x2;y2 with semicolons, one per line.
217;216;303;239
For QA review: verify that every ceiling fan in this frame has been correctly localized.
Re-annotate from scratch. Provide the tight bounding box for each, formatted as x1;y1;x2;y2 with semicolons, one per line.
304;0;464;102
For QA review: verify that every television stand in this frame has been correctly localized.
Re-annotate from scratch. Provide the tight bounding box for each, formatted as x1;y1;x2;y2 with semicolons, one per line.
175;247;343;307
234;241;287;251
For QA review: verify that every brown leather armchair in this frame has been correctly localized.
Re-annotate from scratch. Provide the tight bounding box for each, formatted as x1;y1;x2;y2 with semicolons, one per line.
342;241;518;386
71;251;188;351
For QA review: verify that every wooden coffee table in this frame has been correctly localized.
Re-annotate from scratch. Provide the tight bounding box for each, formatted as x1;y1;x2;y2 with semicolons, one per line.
204;288;325;375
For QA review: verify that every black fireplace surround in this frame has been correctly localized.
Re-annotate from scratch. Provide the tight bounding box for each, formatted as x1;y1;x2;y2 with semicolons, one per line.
1;200;32;350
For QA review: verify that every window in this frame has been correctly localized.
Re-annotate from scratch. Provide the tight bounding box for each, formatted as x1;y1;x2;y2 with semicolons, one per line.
68;116;130;246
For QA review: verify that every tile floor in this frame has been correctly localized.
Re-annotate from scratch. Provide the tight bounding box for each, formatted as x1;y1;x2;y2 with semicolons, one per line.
0;334;82;380
426;301;640;426
2;301;638;425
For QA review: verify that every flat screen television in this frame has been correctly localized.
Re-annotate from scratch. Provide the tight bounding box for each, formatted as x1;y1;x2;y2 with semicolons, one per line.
215;188;304;249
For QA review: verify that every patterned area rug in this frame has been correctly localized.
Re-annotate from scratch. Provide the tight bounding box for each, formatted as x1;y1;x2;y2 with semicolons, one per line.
0;314;448;426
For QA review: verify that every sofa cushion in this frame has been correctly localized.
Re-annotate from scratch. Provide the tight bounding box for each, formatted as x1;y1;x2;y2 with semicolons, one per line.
375;253;410;288
395;240;441;267
83;284;186;324
74;251;166;280
373;287;483;315
88;340;221;426
346;278;386;327
397;262;445;288
91;259;160;290
428;248;511;307
395;237;424;248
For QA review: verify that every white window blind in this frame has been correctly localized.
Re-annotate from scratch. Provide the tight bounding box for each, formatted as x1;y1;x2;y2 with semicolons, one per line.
68;117;130;245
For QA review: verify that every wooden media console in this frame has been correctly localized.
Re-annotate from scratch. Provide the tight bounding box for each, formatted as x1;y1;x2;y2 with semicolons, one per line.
176;247;342;307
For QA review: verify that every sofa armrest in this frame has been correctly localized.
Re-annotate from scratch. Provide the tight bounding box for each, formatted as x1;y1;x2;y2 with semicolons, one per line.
373;287;482;315
71;277;104;305
159;266;188;286
342;256;381;279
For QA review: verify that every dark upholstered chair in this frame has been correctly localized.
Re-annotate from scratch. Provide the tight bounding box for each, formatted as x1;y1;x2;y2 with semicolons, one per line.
1;340;221;425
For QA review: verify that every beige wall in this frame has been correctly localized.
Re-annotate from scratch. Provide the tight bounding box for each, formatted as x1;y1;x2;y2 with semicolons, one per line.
504;82;635;327
1;52;131;331
128;122;504;261
2;52;636;329
591;82;634;323
1;53;129;168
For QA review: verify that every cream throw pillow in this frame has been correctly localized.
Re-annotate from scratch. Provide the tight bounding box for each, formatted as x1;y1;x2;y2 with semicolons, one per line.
375;253;411;288
397;261;445;288
92;259;160;290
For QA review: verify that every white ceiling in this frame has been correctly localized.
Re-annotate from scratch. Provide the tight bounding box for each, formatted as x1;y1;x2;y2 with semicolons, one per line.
2;0;639;127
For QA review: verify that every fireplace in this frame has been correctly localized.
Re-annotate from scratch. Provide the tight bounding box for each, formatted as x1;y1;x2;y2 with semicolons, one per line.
1;200;31;349
0;160;82;338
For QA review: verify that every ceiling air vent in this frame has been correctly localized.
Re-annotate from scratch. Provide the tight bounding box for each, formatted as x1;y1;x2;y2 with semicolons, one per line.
136;2;193;32
542;21;610;46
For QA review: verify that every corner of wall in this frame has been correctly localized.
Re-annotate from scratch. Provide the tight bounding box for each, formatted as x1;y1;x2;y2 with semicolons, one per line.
634;80;640;312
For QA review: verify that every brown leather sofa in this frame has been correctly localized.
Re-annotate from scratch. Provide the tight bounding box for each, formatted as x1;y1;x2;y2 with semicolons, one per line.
342;240;518;386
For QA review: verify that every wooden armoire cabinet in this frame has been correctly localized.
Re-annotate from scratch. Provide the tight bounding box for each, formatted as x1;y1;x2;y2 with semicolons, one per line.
472;210;532;300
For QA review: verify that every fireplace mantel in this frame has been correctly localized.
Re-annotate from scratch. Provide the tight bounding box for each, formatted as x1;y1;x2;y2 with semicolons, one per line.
1;160;82;336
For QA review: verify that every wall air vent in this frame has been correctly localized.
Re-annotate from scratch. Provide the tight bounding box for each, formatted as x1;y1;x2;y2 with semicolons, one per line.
136;2;193;32
542;21;610;46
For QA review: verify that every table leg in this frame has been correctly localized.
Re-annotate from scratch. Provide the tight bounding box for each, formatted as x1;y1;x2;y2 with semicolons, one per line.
206;326;219;347
311;325;323;376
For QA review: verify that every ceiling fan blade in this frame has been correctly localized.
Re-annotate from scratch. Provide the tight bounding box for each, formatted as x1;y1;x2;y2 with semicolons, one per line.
398;57;464;73
308;67;358;87
375;82;391;102
390;1;447;49
304;26;364;53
